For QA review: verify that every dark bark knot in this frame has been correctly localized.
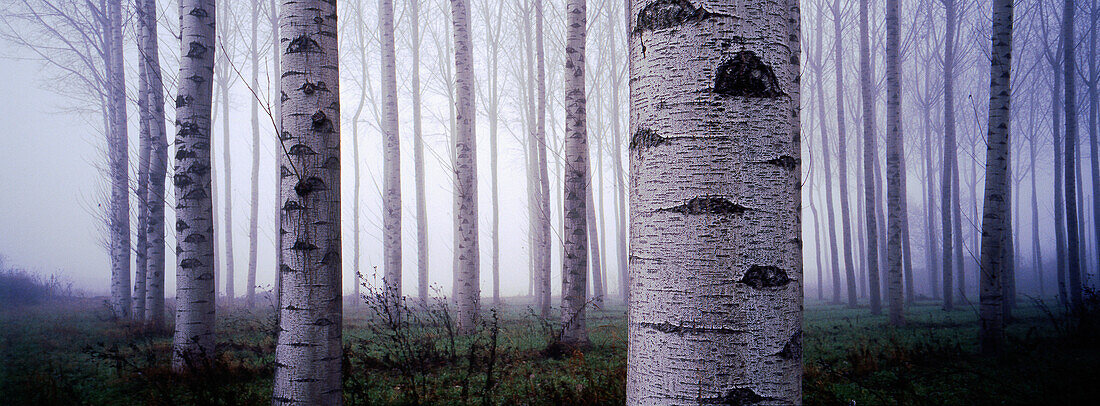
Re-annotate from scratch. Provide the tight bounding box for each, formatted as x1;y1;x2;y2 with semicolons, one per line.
664;197;748;215
775;330;802;360
629;128;665;151
299;80;328;95
282;199;305;212
188;7;208;18
638;321;743;336
286;35;320;54
288;144;318;157
173;174;194;188
699;387;785;406
635;0;710;33
175;95;193;108
714;50;784;98
291;240;319;251
294;176;327;197
184;42;207;59
311;111;334;134
176;219;189;232
179;258;203;269
762;155;798;170
738;265;791;289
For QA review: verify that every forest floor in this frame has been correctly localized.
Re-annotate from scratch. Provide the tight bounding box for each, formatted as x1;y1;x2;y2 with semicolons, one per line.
1;294;1098;405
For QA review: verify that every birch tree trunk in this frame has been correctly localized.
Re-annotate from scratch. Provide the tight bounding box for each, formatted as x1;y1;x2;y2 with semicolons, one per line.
106;0;130;320
247;0;261;308
412;0;429;302
627;0;802;402
483;0;502;306
832;0;858;308
614;0;629;304
812;9;843;305
173;0;217;370
133;29;152;322
1053;53;1068;307
588;169;605;308
271;0;343;401
140;0;168;328
451;0;480;333
922;64;940;300
859;0;881;315
980;0;1013;354
270;0;283;310
1063;0;1084;309
561;0;590;346
535;0;552;318
942;0;959;310
886;0;904;326
380;0;402;303
221;53;236;304
1029;136;1045;296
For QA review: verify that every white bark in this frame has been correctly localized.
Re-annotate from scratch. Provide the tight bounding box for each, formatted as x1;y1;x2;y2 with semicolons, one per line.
106;0;129;320
139;0;168;328
831;0;858;307
271;0;343;401
859;0;881;315
411;0;429;303
627;0;802;403
247;0;262;308
172;0;217;370
451;0;480;333
562;0;589;347
380;0;402;303
885;0;904;326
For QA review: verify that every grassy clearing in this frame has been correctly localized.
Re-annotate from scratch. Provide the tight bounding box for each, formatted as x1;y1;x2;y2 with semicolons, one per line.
1;296;1096;405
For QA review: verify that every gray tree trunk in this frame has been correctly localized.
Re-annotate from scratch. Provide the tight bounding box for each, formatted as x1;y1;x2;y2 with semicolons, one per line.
561;0;589;347
450;0;480;333
942;0;959;310
859;0;881;315
811;4;842;305
626;0;802;402
613;0;629;305
1088;0;1100;294
481;0;502;306
106;0;130;320
587;169;605;308
1029;136;1045;296
172;0;217;370
1063;0;1084;309
247;0;261;308
832;0;858;308
380;0;402;303
220;48;235;304
133;25;152;322
139;0;168;328
535;0;552;318
271;0;343;401
886;0;905;326
980;0;1013;355
411;0;428;303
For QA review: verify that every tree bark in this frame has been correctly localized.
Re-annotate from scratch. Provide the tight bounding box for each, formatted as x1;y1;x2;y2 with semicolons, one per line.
172;0;217;371
412;0;429;303
451;0;480;333
626;0;802;402
1063;0;1084;309
247;0;261;308
106;0;130;320
380;0;402;304
942;0;959;310
832;0;858;308
886;0;905;326
980;0;1013;355
139;0;168;328
133;17;152;321
535;0;552;319
561;0;590;347
272;0;343;401
859;0;881;315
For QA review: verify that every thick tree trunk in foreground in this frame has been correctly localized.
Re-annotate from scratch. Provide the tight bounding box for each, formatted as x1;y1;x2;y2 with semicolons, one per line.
980;0;1013;355
451;0;480;333
1064;0;1084;309
271;0;342;401
561;0;589;347
172;0;217;371
139;0;168;328
627;0;802;402
859;0;881;315
381;0;402;303
886;0;905;326
106;0;130;320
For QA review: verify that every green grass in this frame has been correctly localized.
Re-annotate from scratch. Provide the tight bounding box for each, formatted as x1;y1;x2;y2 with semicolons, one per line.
1;297;1097;405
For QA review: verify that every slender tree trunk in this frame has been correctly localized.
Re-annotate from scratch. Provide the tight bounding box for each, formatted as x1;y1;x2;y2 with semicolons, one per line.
486;1;501;306
221;58;235;304
613;0;629;304
272;0;343;401
523;0;538;301
813;10;842;305
980;0;1013;354
172;0;217;370
626;0;802;402
535;0;552;319
1089;0;1100;291
380;0;402;304
1052;53;1068;307
923;88;940;300
886;0;905;326
900;147;915;304
247;0;261;308
451;0;480;333
1030;136;1045;296
133;26;151;322
349;0;365;306
587;169;604;308
411;0;428;303
1064;0;1084;309
832;0;858;308
561;0;590;346
943;0;959;310
106;0;130;320
859;0;881;315
139;0;168;328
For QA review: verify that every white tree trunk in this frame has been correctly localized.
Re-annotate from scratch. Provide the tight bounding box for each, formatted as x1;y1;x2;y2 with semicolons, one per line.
247;0;262;308
561;0;589;347
858;0;881;315
140;0;169;328
451;0;480;333
979;0;1013;354
106;0;130;320
271;0;343;401
411;0;429;303
885;0;905;326
942;0;959;310
221;55;236;304
172;0;217;370
831;0;857;307
535;0;552;319
380;0;402;303
627;0;802;403
133;29;152;322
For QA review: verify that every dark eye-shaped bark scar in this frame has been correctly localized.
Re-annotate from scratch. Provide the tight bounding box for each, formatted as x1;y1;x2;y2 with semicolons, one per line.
633;0;731;34
179;258;204;269
291;240;319;251
630;128;665;151
176;95;193;108
637;321;745;335
184;42;207;59
661;197;749;215
775;330;802;360
699;387;785;406
282;199;305;212
714;50;785;98
286;35;320;54
288;144;318;156
188;7;208;18
751;155;799;170
739;265;792;289
298;80;328;95
311;111;334;133
294;176;327;197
